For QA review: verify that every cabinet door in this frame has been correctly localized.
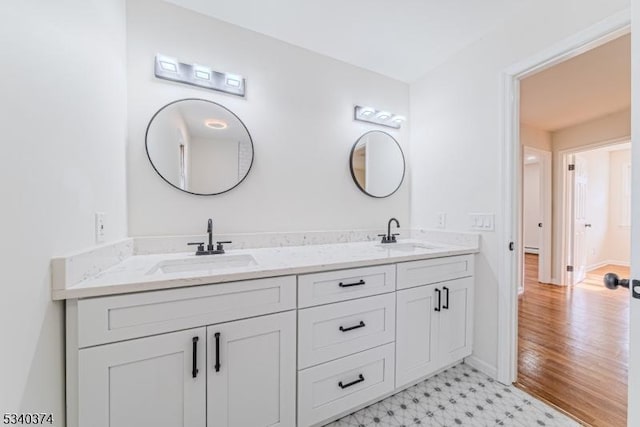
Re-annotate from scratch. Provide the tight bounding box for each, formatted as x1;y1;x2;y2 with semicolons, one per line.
78;328;206;427
438;277;474;365
395;284;439;389
207;311;296;427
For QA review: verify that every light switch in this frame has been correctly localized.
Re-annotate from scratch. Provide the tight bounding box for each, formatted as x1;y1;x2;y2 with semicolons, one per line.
469;213;495;231
95;212;106;243
436;212;446;229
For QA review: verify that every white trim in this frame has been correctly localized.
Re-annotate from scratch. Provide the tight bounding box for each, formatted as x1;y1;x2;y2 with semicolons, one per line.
588;260;631;271
497;10;631;385
464;355;497;379
524;247;539;255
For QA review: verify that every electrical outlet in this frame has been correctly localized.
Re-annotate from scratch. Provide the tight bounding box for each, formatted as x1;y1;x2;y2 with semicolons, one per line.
436;212;446;229
469;213;495;231
95;212;106;243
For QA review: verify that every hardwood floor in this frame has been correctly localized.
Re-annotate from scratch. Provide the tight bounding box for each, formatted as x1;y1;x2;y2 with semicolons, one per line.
517;254;629;427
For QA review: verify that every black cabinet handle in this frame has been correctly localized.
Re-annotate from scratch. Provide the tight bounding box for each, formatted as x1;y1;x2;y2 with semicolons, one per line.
338;374;365;389
339;321;366;332
214;332;221;372
338;279;365;288
443;286;449;310
192;336;199;378
435;288;441;312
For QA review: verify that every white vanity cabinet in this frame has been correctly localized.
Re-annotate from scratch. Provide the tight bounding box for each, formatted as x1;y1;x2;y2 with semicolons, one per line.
296;266;397;427
207;311;296;427
78;327;207;427
65;250;476;427
395;255;474;389
67;276;297;427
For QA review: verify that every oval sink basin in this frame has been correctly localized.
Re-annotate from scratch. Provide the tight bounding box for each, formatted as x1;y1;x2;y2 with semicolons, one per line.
375;242;443;252
147;254;257;275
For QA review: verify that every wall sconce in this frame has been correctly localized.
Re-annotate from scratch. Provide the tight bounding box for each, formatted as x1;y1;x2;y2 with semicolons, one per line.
154;54;246;97
354;105;405;129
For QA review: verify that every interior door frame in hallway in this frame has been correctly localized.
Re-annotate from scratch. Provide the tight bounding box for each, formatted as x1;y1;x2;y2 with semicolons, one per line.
521;146;552;286
496;6;630;388
560;139;631;286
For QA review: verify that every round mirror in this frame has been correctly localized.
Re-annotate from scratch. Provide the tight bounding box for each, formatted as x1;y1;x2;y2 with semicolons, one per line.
145;99;254;195
349;131;405;198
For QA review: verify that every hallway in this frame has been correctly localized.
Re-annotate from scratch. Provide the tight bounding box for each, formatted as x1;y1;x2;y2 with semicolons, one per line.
517;254;629;426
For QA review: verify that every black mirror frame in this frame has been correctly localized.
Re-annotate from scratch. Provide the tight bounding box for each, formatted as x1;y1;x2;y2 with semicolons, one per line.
349;130;406;198
145;98;254;196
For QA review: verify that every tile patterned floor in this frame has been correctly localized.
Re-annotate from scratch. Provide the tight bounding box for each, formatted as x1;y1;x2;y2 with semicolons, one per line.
324;364;579;427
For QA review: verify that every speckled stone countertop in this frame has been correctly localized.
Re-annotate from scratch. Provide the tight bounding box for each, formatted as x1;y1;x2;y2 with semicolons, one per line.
52;238;478;300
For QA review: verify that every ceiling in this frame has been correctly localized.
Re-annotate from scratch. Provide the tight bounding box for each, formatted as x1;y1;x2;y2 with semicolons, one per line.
520;34;631;132
177;101;249;141
164;0;529;83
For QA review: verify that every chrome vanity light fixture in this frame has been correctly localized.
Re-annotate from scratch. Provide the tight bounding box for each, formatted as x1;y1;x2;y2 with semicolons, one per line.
354;105;406;129
154;54;246;97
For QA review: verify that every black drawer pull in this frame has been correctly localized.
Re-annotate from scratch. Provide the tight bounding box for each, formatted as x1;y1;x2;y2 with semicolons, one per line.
339;321;366;332
443;286;449;310
435;288;441;312
214;332;221;372
192;336;199;378
338;374;365;389
338;279;365;288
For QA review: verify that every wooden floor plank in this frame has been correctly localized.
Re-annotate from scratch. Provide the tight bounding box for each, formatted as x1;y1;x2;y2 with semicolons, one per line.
516;254;628;427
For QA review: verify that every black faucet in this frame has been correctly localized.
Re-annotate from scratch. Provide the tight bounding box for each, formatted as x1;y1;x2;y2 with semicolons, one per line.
207;218;214;251
379;218;400;244
188;218;232;255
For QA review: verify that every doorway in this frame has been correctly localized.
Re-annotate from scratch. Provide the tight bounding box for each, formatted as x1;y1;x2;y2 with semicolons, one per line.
519;141;631;426
498;14;633;427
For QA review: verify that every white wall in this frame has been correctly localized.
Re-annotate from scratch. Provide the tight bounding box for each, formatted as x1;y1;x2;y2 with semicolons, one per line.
409;0;629;374
523;163;541;250
0;0;128;422
581;150;611;269
189;138;239;193
552;108;630;151
608;148;632;263
127;0;410;236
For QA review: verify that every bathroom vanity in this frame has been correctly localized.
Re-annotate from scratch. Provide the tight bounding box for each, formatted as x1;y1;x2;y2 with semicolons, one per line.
54;238;477;427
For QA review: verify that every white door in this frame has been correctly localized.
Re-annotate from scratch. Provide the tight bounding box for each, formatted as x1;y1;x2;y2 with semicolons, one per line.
395;284;439;389
571;154;588;284
438;277;474;365
78;328;206;427
629;141;639;424
207;311;296;427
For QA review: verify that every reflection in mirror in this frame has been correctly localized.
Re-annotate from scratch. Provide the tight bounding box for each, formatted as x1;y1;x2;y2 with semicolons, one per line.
350;131;405;198
146;99;254;195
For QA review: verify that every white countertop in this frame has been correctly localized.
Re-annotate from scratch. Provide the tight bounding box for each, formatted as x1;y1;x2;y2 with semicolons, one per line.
53;239;478;300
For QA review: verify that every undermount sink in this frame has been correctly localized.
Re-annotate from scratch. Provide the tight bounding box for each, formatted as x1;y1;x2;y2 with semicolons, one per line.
146;254;258;275
375;242;443;252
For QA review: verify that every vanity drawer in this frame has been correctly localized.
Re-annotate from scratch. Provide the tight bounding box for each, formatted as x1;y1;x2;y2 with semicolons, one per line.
397;255;474;290
298;264;395;308
76;276;296;347
297;343;395;427
298;293;395;369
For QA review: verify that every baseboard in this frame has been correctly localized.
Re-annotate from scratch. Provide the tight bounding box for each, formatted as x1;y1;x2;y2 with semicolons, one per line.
606;259;630;267
587;261;609;272
464;355;497;379
588;259;630;271
524;247;539;254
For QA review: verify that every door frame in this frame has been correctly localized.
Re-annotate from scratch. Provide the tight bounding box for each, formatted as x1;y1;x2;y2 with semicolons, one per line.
496;10;630;385
559;139;631;286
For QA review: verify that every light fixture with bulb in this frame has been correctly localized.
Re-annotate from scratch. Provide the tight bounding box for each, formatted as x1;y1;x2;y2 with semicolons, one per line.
205;119;228;130
154;54;246;97
354;105;406;129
